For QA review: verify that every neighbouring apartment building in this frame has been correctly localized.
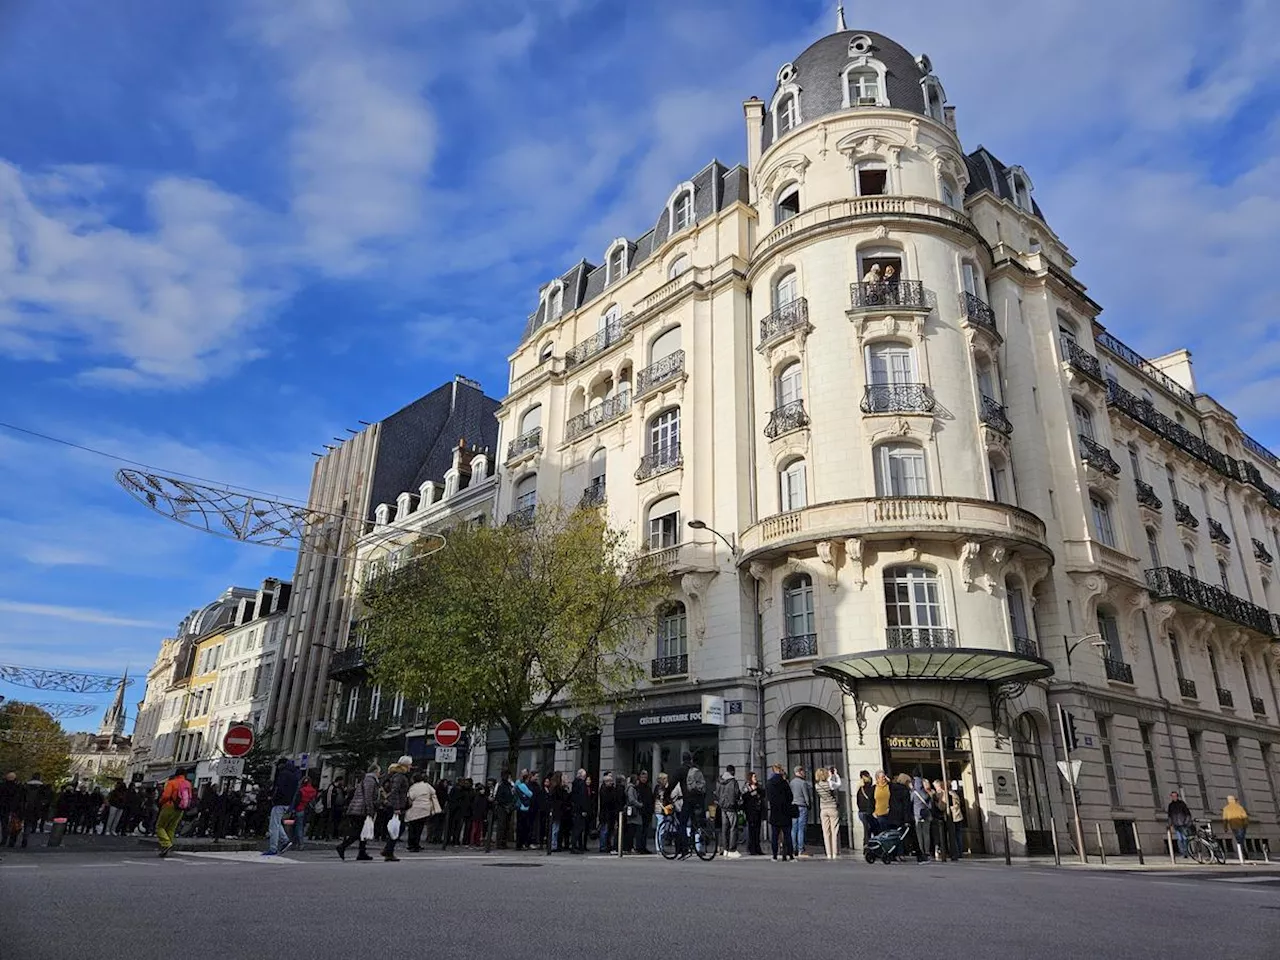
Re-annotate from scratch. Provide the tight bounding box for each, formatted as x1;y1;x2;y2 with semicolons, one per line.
478;18;1280;855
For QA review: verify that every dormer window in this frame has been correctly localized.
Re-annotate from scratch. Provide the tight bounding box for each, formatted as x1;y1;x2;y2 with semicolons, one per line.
548;286;563;319
775;184;800;223
921;77;945;122
848;68;880;105
777;93;799;135
1007;167;1034;212
607;241;628;283
538;341;554;363
856;161;888;196
673;191;693;231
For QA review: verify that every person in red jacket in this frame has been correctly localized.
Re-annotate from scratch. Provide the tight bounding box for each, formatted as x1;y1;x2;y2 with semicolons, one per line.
292;776;318;851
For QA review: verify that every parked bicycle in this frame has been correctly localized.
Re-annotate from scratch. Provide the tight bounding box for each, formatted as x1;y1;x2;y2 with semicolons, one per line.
1187;821;1227;865
657;808;718;861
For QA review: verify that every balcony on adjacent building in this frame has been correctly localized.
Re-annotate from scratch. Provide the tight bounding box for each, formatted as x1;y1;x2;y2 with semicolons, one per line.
328;644;371;680
651;654;689;679
959;291;997;334
1135;479;1163;511
1078;434;1121;476
1145;566;1278;637
1105;379;1237;480
506;504;536;528
979;395;1012;434
1208;518;1232;546
1217;687;1235;709
1012;636;1040;658
861;383;935;414
759;298;810;347
565;392;631;441
1252;696;1267;716
635;350;685;396
1178;677;1198;700
764;399;810;439
579;479;606;509
849;279;927;312
1173;499;1199;529
506;427;542;463
781;634;819;661
564;319;624;370
1103;657;1134;684
886;626;957;649
635;444;683;481
1060;337;1103;380
1253;538;1274;565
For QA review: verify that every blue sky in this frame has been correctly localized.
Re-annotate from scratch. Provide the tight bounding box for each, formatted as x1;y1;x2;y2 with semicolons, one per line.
2;0;1278;732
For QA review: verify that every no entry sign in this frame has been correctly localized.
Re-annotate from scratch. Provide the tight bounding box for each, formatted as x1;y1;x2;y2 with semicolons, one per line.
433;718;461;748
223;724;255;758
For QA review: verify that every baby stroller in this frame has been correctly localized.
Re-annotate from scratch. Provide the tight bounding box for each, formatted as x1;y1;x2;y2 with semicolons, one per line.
864;823;911;864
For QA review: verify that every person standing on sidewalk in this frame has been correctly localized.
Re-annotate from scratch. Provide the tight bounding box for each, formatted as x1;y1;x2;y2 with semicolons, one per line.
380;756;412;861
336;762;380;861
1;772;20;848
789;765;814;857
716;765;742;858
264;757;301;856
1222;796;1249;855
405;772;440;852
105;780;127;836
814;768;841;860
20;773;51;848
569;768;589;853
766;764;794;861
742;771;764;855
1167;790;1194;859
155;768;192;858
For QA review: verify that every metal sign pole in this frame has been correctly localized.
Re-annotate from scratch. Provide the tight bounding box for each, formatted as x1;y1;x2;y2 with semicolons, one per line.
1057;705;1087;864
936;721;953;860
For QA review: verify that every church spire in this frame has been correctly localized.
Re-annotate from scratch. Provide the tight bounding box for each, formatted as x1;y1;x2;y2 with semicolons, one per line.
100;670;127;737
836;3;847;31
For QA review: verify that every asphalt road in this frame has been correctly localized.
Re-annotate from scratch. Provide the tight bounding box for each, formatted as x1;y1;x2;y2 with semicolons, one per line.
2;849;1277;959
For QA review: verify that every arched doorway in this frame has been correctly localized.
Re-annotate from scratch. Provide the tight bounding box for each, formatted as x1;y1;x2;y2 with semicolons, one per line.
880;704;983;854
785;708;843;847
1013;712;1054;854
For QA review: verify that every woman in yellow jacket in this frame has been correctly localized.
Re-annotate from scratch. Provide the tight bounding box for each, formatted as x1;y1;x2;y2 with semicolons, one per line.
1222;796;1249;853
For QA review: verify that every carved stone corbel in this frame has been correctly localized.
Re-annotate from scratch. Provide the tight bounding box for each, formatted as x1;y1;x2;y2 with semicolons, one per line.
844;537;866;589
680;571;718;640
816;540;838;591
959;540;982;590
748;562;773;614
979;543;1009;595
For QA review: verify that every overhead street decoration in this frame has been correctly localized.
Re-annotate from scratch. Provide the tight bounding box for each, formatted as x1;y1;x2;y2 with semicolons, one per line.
6;701;97;719
0;664;134;694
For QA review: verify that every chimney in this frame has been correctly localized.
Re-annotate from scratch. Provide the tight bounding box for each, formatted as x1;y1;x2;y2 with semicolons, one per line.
944;105;957;134
743;97;765;200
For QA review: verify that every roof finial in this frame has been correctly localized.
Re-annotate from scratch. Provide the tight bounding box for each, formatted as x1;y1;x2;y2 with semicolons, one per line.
836;3;847;31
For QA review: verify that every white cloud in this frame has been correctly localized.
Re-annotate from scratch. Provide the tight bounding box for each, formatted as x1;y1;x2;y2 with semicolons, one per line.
0;600;166;629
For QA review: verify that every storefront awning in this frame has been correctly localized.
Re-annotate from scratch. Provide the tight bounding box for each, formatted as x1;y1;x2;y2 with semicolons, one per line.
813;647;1053;685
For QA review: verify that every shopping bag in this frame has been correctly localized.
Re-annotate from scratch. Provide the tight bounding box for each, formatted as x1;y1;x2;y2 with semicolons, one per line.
387;813;402;840
360;815;375;841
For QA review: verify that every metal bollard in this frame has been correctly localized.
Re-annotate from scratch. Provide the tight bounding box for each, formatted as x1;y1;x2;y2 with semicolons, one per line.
1003;816;1012;865
1264;838;1271;863
1049;815;1062;867
1132;821;1145;866
1095;822;1107;865
1237;837;1246;865
1167;827;1176;865
618;811;624;858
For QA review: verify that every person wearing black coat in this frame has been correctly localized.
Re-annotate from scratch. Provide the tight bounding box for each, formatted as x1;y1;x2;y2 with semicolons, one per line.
888;773;926;863
0;772;20;847
634;771;654;854
765;764;794;861
569;769;589;853
741;771;765;855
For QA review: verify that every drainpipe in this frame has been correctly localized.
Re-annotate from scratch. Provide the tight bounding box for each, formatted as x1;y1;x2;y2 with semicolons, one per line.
1141;610;1187;797
753;579;767;773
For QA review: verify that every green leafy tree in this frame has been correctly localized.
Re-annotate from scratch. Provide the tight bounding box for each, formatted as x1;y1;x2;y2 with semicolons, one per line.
0;703;71;782
361;506;668;774
328;714;393;778
241;725;278;792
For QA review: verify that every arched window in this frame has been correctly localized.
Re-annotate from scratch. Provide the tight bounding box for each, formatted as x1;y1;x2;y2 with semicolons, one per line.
777;361;803;407
783;573;815;639
855;160;888;196
646;494;680;549
1184;542;1198;580
518;405;542;437
600;303;620;332
1166;465;1180;501
1096;606;1122;662
547;285;563;320
961;261;983;300
672;191;693;231
875;442;928;497
1146;527;1162;567
988;453;1010;504
775;184;800;223
1058;313;1078;345
780;457;807;512
656;602;687;659
1218;559;1231;593
1169;632;1187;683
648;407;680;456
1010;172;1032;212
941;175;961;210
976;356;998;403
883;566;948;646
786;708;842;783
513;474;537;512
667;254;691;279
1090;493;1116;547
846;67;881;105
538;341;554;363
1006;576;1030;650
1128;443;1143;480
776;92;799;135
1073;401;1095;440
922;78;945;121
607;243;627;282
1208;642;1224;692
650;326;681;364
584;448;606;503
773;269;798;309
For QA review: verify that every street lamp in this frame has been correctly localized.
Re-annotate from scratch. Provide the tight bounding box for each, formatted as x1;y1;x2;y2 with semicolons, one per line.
687;519;738;558
1063;633;1108;683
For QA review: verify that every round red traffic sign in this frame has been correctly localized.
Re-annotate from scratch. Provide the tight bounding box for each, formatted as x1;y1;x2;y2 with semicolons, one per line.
433;719;461;748
223;724;255;758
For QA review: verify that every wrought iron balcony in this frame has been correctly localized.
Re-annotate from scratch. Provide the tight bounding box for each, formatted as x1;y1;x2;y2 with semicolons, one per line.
850;279;927;311
1173;499;1199;529
861;383;935;414
635;350;685;396
579;479;606;509
979;395;1012;434
1251;696;1266;716
1208;518;1231;546
635;444;683;481
506;427;542;463
1013;636;1040;658
886;626;956;649
1135;479;1163;511
959;291;996;333
1078;434;1121;476
1105;379;1235;480
781;634;819;661
1060;337;1103;380
651;654;688;679
328;645;371;679
1217;687;1234;709
1253;538;1274;565
564;319;624;370
764;399;810;438
506;504;536;528
1096;331;1196;405
1178;677;1198;700
759;298;810;346
1103;658;1134;684
1145;566;1278;637
565;392;631;441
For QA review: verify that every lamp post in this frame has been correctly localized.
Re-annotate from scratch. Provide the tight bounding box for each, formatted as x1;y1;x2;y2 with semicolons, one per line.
687;519;738;558
1063;633;1107;683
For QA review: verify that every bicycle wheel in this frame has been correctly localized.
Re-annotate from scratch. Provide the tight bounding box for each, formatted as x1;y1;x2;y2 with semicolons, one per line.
1189;838;1212;864
658;822;678;860
1212;841;1227;865
695;824;718;861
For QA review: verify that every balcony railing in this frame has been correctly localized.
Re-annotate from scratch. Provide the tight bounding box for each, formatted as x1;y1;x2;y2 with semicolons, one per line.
1173;500;1199;529
1013;636;1040;658
1251;696;1266;716
506;427;542;462
959;291;997;333
1060;337;1103;380
651;654;689;679
1178;677;1198;699
781;634;819;661
1095;330;1196;405
850;279;927;311
1103;658;1134;684
759;298;810;346
1078;434;1121;476
579;479;606;509
1208;518;1231;546
764;399;810;438
886;626;956;649
1145;566;1278;637
1242;433;1279;468
1135;479;1163;511
636;350;685;396
564;319;624;369
506;504;536;528
979;395;1012;434
565;392;631;441
1105;379;1236;480
861;383;935;414
1217;687;1234;709
1253;538;1274;565
328;645;370;678
635;444;683;481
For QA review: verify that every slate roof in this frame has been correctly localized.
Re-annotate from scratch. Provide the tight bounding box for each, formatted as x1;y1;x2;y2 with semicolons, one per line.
963;146;1048;223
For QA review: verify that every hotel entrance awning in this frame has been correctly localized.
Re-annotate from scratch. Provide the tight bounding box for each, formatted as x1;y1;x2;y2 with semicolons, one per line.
813;648;1054;685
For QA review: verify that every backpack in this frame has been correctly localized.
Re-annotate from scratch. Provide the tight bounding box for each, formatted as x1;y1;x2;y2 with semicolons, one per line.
685;766;706;796
176;780;192;811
